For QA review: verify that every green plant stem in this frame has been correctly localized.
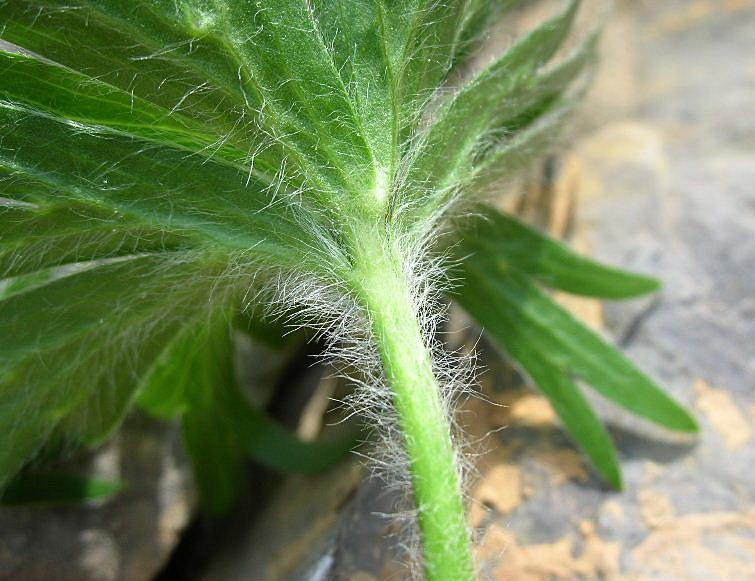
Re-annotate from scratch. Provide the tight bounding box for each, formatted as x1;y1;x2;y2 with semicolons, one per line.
351;227;474;581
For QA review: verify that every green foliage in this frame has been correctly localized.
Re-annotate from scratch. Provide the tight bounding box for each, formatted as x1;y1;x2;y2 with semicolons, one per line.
137;314;356;513
457;206;660;298
1;0;696;575
454;207;697;488
1;472;122;506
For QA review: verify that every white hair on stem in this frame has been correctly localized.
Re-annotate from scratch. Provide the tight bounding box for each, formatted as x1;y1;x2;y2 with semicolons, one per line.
239;204;482;578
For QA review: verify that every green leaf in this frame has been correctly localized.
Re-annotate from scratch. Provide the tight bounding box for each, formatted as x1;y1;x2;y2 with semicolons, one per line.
135;317;252;513
456;254;698;433
310;0;515;164
1;472;122;506
448;1;521;71
223;388;356;475
0;197;198;279
0;255;214;364
138;315;355;514
402;0;584;218
0;37;356;490
0;262;99;300
0;50;244;162
458;206;660;298
0;0;602;511
306;0;406;184
396;1;520;134
467;91;583;194
0;254;234;486
453;241;697;487
0;97;320;270
0;1;339;193
507;349;622;489
0;1;501;484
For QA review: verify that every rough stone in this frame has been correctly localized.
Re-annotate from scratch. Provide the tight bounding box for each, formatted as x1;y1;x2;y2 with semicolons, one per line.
0;417;194;581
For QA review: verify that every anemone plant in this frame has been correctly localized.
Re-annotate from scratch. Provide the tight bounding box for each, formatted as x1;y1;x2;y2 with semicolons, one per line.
0;0;697;578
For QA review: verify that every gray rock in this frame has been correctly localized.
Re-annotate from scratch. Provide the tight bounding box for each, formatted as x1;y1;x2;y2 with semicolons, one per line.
0;417;194;581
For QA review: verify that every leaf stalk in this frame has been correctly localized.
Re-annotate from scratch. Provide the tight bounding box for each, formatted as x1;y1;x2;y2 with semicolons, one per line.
351;228;473;580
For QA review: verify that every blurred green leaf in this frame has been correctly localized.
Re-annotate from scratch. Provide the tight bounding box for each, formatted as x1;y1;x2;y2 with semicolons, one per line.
403;0;584;220
505;349;622;489
454;222;697;485
457;255;697;431
138;315;355;514
459;206;660;298
0;255;229;486
1;473;122;506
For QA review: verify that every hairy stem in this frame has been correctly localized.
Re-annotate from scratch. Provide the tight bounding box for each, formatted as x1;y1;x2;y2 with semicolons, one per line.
351;227;474;580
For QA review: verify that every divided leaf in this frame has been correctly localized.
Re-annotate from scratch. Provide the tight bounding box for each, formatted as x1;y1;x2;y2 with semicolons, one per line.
137;315;354;514
0;0;672;505
401;0;591;222
453;206;697;486
0;0;590;489
0;254;232;487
